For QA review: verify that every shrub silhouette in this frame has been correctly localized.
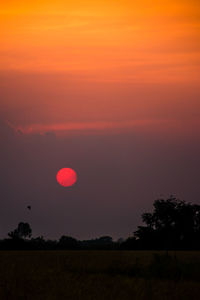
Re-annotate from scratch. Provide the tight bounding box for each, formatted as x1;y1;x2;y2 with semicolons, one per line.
8;222;32;239
58;236;79;249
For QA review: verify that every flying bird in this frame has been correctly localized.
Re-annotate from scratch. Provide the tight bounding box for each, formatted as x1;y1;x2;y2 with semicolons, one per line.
27;205;31;210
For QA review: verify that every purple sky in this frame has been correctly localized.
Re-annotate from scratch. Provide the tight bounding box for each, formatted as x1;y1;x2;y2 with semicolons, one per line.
1;120;200;240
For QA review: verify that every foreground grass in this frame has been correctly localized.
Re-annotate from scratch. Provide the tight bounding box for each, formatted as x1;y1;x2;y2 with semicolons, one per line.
0;251;200;299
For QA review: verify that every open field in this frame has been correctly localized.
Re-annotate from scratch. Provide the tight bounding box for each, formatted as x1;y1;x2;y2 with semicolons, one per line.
0;251;200;299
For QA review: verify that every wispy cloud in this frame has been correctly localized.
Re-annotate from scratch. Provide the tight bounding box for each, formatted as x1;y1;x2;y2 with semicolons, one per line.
8;119;198;137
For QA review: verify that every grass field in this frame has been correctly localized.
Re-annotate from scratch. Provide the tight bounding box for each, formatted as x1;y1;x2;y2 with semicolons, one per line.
0;251;200;299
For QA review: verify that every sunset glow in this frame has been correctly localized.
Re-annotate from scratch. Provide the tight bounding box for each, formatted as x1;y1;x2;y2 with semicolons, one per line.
1;0;200;136
1;0;200;243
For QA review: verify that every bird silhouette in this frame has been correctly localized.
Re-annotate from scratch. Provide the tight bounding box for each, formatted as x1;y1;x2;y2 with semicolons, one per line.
27;205;31;210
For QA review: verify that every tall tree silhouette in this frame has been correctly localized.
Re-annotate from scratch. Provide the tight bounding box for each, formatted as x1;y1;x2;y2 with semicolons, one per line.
134;197;200;249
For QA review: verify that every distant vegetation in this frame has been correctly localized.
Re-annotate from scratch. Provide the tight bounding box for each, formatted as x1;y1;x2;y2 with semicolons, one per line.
1;197;200;298
1;197;200;250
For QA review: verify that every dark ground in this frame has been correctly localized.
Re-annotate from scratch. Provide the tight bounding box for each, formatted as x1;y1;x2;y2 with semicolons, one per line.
0;251;200;300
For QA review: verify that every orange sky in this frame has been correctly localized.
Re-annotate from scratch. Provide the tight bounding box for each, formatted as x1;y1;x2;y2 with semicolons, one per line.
1;0;200;135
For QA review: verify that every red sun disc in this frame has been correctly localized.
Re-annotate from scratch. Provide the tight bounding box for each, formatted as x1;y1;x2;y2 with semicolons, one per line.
56;168;77;187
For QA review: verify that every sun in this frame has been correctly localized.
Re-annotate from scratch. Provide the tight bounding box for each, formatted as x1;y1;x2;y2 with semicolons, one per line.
56;168;77;187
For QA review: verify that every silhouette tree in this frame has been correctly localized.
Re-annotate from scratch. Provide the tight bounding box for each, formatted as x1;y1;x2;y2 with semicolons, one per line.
97;236;113;244
8;222;32;239
58;236;79;249
81;236;114;249
134;197;200;249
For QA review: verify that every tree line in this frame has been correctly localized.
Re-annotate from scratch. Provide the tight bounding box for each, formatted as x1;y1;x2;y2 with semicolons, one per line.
1;197;200;250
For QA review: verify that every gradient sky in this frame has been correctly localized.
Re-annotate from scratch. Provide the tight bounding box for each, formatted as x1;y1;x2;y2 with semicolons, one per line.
0;0;200;239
